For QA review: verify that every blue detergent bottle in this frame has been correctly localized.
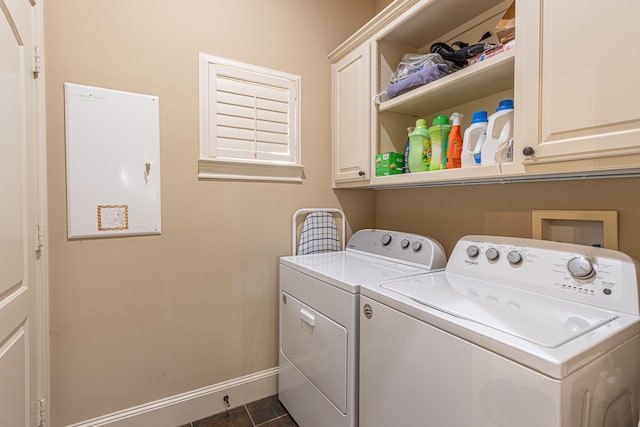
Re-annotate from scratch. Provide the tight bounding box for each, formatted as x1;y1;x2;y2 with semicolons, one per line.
461;110;488;167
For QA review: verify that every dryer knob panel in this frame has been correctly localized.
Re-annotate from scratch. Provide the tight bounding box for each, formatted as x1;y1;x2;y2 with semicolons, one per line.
346;229;447;270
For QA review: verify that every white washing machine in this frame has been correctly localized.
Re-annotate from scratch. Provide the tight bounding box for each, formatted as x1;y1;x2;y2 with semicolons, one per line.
279;229;446;427
360;235;640;427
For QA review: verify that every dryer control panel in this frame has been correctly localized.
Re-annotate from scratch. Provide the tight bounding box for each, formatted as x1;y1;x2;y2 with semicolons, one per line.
447;235;640;316
347;229;447;270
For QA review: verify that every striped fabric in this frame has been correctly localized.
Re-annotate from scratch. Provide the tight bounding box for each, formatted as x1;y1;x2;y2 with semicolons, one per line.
297;212;341;255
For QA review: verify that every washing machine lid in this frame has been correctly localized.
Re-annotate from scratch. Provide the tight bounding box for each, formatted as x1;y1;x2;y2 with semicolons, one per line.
281;251;430;293
381;272;619;348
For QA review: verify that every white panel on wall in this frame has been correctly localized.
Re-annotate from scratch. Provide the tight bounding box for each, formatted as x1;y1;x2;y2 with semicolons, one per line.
64;83;161;239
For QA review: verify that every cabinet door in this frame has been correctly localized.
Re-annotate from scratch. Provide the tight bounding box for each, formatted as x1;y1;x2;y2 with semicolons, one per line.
332;43;370;184
520;1;640;173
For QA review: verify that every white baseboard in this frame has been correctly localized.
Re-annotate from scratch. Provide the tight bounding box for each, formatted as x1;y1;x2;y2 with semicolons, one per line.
66;367;279;427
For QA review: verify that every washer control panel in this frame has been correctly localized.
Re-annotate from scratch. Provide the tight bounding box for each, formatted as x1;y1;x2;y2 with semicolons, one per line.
447;235;640;315
347;229;447;270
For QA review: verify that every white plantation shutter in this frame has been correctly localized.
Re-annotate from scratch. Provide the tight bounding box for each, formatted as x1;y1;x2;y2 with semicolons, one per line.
199;54;303;181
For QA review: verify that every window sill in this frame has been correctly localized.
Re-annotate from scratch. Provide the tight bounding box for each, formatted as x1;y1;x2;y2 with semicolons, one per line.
198;158;304;182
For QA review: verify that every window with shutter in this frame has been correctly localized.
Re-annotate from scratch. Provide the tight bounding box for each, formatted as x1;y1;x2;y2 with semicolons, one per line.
198;53;303;182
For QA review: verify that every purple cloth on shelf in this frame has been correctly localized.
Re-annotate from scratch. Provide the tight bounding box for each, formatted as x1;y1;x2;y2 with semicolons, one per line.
387;63;452;99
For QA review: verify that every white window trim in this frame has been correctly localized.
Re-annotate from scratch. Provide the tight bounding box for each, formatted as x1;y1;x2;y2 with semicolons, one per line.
198;53;303;182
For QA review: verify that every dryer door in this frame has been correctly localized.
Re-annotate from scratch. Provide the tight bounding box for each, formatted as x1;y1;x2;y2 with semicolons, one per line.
280;291;347;413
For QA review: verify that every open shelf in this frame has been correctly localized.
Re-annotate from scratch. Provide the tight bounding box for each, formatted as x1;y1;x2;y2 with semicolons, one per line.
370;163;504;187
378;49;515;117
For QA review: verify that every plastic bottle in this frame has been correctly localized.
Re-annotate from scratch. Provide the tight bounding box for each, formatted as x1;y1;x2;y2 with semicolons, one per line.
481;99;514;166
446;113;463;169
428;115;451;171
403;127;413;173
461;110;488;167
407;119;430;172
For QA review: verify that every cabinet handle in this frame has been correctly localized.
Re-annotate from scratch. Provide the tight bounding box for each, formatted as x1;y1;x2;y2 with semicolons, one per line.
522;146;535;157
358;170;365;177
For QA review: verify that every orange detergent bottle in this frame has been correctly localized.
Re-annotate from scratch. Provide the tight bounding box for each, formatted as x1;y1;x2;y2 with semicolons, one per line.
446;112;463;169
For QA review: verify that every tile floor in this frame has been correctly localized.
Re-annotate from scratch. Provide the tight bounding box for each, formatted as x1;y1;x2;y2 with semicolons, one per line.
179;395;298;427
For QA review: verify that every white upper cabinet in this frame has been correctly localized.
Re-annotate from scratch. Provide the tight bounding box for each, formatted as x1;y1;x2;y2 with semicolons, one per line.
330;0;640;189
518;0;640;175
332;43;371;184
330;0;421;186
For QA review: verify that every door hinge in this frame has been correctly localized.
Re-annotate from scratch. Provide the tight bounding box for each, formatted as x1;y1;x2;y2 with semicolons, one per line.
34;224;44;253
32;398;46;427
33;45;41;78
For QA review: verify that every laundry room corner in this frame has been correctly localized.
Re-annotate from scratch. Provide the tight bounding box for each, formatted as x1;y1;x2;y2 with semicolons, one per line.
43;1;377;425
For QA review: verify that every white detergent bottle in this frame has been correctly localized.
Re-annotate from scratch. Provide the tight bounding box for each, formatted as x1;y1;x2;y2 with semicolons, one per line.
461;110;488;168
481;99;514;166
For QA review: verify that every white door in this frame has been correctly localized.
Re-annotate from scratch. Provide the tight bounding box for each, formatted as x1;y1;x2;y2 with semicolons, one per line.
1;0;46;426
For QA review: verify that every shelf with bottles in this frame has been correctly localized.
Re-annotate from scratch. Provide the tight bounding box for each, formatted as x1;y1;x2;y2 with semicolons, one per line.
372;90;521;187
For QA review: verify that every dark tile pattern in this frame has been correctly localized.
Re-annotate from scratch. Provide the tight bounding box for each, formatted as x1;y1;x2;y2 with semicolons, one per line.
193;406;253;427
246;395;288;425
182;395;298;427
259;415;298;427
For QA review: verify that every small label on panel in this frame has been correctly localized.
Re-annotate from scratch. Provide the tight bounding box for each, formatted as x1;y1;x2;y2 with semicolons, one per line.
97;205;129;231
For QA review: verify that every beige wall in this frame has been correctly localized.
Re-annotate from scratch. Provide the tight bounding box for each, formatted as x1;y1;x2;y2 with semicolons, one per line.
44;1;376;425
376;177;640;260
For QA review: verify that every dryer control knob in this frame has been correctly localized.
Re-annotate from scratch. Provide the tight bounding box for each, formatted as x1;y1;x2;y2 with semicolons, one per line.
486;247;500;261
507;250;523;265
466;245;479;258
567;256;596;281
381;234;392;246
412;241;422;251
401;239;410;249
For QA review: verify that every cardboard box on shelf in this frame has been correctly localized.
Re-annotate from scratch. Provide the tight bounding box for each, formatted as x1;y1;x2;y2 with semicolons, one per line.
496;1;515;44
467;39;515;66
375;152;404;176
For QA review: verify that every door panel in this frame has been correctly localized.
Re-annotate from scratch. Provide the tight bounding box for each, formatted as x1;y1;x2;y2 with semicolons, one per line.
0;325;27;427
521;0;640;168
0;0;41;425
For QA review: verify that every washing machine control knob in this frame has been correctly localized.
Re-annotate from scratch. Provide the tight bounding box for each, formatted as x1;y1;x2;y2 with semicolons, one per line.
486;247;500;261
381;234;392;246
412;241;422;251
400;239;410;249
466;245;479;258
507;250;523;265
567;256;596;281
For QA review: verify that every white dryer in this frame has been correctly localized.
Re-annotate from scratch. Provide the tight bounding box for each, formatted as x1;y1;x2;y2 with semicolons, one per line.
360;235;640;427
279;229;446;427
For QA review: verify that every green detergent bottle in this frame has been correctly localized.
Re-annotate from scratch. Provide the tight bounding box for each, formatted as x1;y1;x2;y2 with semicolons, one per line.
408;118;431;172
428;115;452;171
